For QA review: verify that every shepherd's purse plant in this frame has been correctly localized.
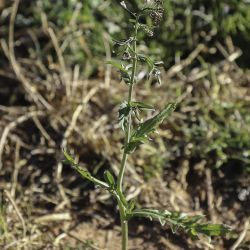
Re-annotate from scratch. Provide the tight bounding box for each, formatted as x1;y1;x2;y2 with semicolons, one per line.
63;1;230;249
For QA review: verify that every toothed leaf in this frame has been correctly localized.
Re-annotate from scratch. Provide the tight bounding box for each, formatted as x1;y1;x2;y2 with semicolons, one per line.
127;208;231;238
125;103;176;153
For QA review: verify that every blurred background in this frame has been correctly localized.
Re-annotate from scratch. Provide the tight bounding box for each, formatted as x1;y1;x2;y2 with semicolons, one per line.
0;0;249;249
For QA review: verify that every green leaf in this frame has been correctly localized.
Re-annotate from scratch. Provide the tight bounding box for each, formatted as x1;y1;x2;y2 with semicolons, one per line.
127;199;136;212
129;101;155;111
129;19;136;23
127;208;231;238
107;61;131;84
63;149;76;165
138;54;154;70
63;149;109;189
154;61;165;67
193;223;231;237
104;170;115;188
106;60;127;73
113;37;133;47
119;101;130;131
134;103;176;138
125;103;176;153
123;136;148;153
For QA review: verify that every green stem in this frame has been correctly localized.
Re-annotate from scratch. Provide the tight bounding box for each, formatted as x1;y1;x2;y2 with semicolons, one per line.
117;18;138;194
116;197;128;250
121;219;128;250
117;16;139;250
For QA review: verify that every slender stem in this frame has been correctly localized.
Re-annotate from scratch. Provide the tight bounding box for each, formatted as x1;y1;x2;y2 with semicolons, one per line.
117;197;128;250
117;18;139;194
121;219;128;250
117;17;139;250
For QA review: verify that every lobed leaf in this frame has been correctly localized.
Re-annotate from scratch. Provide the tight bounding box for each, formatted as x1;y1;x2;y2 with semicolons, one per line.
127;208;231;238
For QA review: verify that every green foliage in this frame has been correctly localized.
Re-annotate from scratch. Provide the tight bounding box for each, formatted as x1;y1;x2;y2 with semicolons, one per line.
104;170;116;189
63;149;109;189
63;2;231;249
179;100;250;170
125;103;176;153
127;208;230;237
118;101;155;132
64;150;231;240
22;0;249;68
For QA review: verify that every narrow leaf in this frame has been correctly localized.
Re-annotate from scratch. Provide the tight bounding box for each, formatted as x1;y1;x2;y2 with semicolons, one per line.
63;149;109;189
128;200;136;212
63;149;76;165
134;103;176;138
124;136;148;153
138;54;154;69
113;37;133;46
194;223;231;236
104;170;115;188
106;60;126;72
125;103;176;153
129;101;155;110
